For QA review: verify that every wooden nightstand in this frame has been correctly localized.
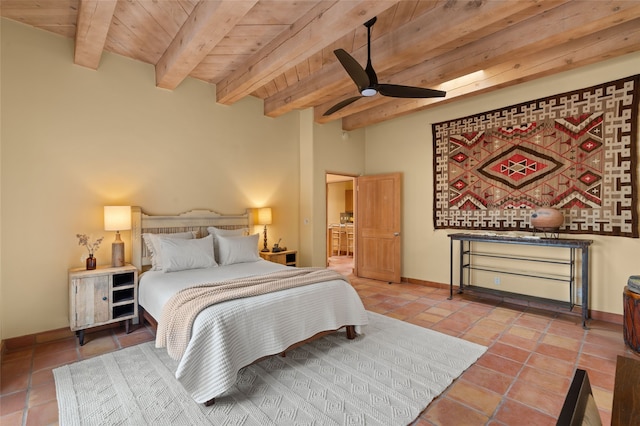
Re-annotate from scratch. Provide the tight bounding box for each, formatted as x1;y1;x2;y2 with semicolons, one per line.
259;250;297;267
69;264;138;345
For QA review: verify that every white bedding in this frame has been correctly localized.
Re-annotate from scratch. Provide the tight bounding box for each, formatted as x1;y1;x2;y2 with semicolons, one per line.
138;259;369;403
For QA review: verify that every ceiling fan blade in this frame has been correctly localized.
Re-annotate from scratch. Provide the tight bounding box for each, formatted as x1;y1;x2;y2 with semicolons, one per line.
377;84;446;98
334;49;369;92
323;96;363;116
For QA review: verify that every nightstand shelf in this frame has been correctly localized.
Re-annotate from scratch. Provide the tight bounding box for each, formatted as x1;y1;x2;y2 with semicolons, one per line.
69;264;138;345
259;250;297;267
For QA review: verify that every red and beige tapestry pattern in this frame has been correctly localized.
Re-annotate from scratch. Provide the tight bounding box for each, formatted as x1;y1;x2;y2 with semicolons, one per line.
432;75;638;238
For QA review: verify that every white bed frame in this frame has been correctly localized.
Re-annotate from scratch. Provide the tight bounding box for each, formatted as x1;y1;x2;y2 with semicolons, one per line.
131;206;254;272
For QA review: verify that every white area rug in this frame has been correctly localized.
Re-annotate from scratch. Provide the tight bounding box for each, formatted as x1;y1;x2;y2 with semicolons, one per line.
54;312;486;425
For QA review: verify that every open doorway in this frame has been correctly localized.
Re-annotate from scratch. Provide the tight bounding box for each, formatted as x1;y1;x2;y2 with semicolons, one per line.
326;173;356;275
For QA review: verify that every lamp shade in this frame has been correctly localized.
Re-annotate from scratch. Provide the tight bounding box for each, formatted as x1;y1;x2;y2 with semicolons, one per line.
258;207;272;225
104;206;132;231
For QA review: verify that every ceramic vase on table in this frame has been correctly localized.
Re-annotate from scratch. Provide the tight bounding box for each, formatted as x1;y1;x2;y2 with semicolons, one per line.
86;254;97;270
531;208;564;231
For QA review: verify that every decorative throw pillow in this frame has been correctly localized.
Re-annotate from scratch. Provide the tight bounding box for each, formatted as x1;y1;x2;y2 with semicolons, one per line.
207;227;249;263
142;231;196;271
216;233;261;266
159;235;217;273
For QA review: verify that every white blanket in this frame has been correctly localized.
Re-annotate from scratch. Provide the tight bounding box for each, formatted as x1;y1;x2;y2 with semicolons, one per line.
138;260;369;403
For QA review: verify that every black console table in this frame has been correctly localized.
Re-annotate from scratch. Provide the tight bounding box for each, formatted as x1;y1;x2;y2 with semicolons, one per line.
448;233;593;328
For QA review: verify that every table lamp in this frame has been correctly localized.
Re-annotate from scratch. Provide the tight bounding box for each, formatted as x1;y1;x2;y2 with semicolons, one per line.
258;207;272;252
104;206;131;267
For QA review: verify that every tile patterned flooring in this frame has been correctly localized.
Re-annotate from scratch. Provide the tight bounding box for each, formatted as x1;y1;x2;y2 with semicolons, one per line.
1;256;636;425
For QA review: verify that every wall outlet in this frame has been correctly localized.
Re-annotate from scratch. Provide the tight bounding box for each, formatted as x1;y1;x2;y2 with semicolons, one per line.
494;276;501;285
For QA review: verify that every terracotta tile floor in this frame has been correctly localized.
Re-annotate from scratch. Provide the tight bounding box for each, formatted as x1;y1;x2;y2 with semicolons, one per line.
1;256;636;425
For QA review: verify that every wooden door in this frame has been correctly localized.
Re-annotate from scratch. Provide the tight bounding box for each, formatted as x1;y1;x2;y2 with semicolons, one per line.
356;173;402;283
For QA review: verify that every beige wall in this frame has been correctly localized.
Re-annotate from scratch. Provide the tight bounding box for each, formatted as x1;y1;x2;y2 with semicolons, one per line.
364;51;640;316
2;18;639;340
296;111;366;268
0;19;4;345
302;121;365;267
0;20;302;339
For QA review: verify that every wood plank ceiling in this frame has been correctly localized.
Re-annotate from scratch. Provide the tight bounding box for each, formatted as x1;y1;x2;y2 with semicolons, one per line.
3;0;640;130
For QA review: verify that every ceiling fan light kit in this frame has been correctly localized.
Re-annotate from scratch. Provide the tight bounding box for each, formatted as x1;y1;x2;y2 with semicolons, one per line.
325;16;446;116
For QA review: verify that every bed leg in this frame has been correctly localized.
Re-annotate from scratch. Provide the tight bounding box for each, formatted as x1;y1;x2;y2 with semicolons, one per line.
138;307;146;327
346;325;356;339
204;398;215;406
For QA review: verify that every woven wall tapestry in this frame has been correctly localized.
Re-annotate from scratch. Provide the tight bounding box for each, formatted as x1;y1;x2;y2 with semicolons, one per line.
432;75;639;238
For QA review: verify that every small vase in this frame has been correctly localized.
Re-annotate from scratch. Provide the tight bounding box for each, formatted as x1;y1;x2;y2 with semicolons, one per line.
531;207;564;231
86;254;97;270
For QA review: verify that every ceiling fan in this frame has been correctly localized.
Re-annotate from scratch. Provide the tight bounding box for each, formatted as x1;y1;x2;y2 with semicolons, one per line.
324;17;446;116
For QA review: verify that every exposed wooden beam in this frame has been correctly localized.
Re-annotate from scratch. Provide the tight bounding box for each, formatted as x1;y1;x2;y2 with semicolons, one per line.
215;1;399;105
314;0;640;123
9;0;639;130
74;0;117;69
155;0;257;90
263;0;566;118
339;18;640;130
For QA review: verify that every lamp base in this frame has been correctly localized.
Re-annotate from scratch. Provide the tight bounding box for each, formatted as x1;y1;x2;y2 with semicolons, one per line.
112;233;125;267
261;224;269;252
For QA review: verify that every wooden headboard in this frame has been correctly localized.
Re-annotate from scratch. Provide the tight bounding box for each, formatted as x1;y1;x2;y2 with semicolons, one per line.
131;206;254;272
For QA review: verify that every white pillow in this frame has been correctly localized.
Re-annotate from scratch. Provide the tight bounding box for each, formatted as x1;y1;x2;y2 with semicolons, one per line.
159;235;217;273
216;233;261;265
142;231;196;271
207;227;249;263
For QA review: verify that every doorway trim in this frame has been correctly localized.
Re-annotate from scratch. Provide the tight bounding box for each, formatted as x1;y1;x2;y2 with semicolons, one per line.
326;172;357;271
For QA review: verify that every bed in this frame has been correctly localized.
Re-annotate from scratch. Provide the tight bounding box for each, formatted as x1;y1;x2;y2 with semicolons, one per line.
131;207;369;405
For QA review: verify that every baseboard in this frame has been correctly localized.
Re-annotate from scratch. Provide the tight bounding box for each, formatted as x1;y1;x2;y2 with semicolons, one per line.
402;276;448;289
401;276;623;326
1;279;624;349
589;309;623;325
1;322;120;352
